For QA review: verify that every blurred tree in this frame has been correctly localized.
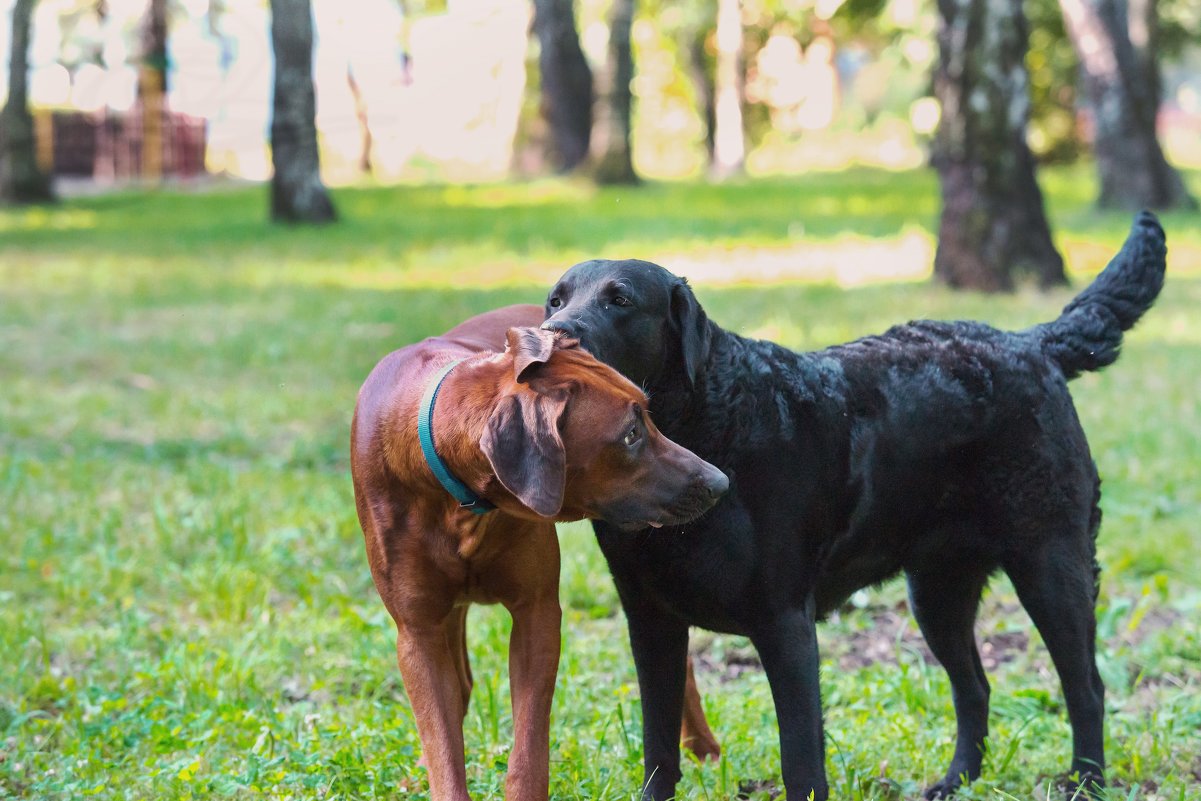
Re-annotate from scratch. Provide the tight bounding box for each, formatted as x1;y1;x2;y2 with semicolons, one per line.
533;0;593;172
1059;0;1196;209
593;0;639;184
711;0;745;177
932;0;1065;291
681;22;716;165
138;0;167;180
269;0;336;223
1;0;55;204
1026;0;1083;162
346;64;373;175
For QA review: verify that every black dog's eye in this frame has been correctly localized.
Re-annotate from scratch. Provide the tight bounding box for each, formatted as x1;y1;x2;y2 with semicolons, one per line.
612;295;632;308
622;425;641;447
549;297;561;308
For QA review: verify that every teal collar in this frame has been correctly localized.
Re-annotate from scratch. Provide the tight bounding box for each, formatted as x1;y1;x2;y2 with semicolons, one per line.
417;359;495;515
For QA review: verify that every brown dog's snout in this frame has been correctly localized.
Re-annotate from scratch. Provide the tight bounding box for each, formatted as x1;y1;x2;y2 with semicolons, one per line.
699;463;729;499
682;463;729;511
658;460;728;525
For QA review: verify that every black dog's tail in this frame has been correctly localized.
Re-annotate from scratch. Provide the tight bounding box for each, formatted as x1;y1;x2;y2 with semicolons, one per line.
1031;211;1166;380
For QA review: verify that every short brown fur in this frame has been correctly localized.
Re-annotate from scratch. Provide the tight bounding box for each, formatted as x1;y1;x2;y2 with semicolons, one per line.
350;305;726;801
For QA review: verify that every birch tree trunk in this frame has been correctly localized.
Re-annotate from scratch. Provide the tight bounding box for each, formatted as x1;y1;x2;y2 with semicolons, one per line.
0;0;54;204
533;0;593;172
593;0;638;185
683;29;716;165
711;0;744;179
1059;0;1195;209
269;0;335;223
932;0;1065;291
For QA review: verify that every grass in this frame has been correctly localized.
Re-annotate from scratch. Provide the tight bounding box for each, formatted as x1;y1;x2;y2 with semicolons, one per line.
2;166;1200;800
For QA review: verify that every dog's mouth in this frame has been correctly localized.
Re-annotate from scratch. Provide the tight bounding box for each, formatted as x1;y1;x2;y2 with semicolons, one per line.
616;504;714;533
613;518;655;532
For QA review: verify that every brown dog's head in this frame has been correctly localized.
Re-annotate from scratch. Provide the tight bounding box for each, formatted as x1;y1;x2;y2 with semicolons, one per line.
479;327;727;530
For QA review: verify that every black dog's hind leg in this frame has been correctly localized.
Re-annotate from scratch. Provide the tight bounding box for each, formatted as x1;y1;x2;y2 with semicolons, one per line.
626;606;690;801
1005;541;1106;796
751;603;829;801
906;563;993;798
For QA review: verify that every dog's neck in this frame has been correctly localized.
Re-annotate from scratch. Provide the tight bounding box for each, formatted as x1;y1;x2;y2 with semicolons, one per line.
424;356;512;513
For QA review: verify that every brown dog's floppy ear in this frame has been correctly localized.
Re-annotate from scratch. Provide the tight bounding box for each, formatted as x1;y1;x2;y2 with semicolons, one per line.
480;390;568;517
506;327;557;383
670;279;711;390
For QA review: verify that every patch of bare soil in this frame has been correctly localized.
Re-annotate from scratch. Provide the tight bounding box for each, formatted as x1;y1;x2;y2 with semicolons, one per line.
688;594;1193;689
691;641;763;684
736;777;783;799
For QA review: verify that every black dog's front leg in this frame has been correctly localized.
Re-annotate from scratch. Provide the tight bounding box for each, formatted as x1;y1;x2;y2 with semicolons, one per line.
626;605;690;801
751;604;829;801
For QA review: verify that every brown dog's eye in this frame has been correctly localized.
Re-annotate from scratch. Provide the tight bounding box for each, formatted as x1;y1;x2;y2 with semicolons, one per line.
612;295;632;308
549;297;561;308
622;425;641;447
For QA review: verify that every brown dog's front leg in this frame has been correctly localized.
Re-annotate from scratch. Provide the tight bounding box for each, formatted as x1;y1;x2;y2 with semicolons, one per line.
680;655;721;762
504;596;562;801
397;625;472;801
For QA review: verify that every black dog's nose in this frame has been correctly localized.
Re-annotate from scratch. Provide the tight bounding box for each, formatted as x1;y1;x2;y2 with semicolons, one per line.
540;317;579;338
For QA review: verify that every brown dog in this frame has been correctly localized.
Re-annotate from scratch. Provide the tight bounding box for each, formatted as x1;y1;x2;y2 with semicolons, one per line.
350;304;728;801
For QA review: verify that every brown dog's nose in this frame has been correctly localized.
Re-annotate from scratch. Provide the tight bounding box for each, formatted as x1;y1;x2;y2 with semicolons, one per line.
699;465;729;501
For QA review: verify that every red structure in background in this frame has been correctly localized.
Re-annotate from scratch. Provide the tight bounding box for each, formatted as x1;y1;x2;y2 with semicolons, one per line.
41;109;207;180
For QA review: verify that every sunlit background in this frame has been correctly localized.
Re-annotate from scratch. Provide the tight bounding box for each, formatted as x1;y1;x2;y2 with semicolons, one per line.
4;0;1199;190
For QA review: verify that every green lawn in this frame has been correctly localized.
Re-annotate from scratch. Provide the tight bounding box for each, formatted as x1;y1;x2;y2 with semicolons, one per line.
2;168;1200;800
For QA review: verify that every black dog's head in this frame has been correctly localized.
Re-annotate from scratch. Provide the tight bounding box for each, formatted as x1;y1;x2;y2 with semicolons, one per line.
541;259;711;391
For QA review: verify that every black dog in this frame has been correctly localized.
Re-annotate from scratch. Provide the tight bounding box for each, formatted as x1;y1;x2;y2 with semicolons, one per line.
541;213;1166;800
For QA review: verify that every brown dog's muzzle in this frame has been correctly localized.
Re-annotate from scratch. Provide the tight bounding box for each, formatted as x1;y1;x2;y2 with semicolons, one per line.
599;438;729;532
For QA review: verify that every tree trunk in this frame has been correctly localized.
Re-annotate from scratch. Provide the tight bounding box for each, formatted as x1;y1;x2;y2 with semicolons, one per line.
0;0;54;204
711;0;744;179
932;0;1065;291
533;0;593;173
593;0;638;185
683;29;716;165
1059;0;1196;210
269;0;335;223
346;64;373;175
138;0;168;180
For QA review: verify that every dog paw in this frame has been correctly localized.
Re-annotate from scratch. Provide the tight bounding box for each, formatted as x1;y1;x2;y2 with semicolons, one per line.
1055;770;1105;800
682;734;722;763
923;779;960;800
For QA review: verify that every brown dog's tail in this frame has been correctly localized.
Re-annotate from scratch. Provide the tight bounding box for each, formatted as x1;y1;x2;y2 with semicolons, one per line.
1032;211;1166;380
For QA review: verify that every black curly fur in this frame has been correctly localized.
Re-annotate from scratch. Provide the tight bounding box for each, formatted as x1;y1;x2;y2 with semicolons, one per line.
541;212;1167;801
1033;211;1167;378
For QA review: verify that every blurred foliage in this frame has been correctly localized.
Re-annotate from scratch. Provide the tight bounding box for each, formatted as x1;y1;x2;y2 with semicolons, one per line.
35;0;1201;176
633;0;1196;168
1027;0;1082;164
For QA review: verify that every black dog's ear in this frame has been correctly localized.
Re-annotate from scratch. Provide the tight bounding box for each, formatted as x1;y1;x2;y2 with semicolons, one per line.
480;391;568;517
506;327;557;383
670;279;711;389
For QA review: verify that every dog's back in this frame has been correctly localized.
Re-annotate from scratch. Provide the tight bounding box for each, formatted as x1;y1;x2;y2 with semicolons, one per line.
830;212;1167;460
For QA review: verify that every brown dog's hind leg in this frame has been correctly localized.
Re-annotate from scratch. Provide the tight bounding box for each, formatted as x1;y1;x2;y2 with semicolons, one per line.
680;656;721;762
397;625;472;801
